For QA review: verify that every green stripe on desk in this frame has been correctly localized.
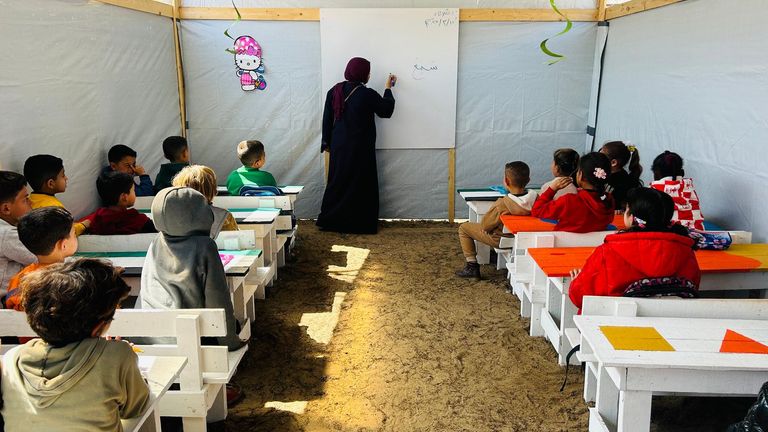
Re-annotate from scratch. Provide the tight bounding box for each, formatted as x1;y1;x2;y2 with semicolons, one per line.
456;188;494;193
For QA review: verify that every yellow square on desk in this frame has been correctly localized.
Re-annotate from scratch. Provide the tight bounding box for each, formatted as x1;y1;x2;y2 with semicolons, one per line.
600;326;675;352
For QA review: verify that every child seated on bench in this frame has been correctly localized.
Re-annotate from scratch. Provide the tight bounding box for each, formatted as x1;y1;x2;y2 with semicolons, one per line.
226;140;277;195
531;152;615;233
154;136;191;192
23;154;88;235
81;171;156;235
5;207;77;310
0;171;35;295
103;144;154;196
137;187;245;351
568;188;700;310
456;161;538;279
172;165;238;238
650;150;705;230
599;141;642;210
540;148;579;200
1;259;150;431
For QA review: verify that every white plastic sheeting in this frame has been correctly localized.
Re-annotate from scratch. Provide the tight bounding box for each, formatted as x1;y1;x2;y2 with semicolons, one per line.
455;22;596;218
182;20;596;218
594;0;768;241
0;0;180;218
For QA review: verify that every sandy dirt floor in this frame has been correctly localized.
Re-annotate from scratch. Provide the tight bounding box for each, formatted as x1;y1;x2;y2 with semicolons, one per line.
217;221;752;432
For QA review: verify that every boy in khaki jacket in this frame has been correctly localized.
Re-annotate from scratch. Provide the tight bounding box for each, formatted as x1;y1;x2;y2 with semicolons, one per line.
456;161;538;279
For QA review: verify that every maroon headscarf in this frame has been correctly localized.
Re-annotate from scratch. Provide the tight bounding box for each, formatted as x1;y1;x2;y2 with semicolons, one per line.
332;57;371;121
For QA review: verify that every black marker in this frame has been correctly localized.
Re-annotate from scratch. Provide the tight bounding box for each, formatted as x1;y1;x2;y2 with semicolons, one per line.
389;73;397;87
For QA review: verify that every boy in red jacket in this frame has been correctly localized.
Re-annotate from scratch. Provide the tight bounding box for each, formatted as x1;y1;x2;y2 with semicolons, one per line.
531;152;615;233
81;172;156;235
568;188;700;310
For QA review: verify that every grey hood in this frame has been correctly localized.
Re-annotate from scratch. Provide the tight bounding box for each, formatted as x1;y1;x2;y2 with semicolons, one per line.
13;338;106;408
151;187;213;237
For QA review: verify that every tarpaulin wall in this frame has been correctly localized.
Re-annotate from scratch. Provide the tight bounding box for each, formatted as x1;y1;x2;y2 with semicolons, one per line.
0;0;180;218
594;0;768;241
181;18;596;218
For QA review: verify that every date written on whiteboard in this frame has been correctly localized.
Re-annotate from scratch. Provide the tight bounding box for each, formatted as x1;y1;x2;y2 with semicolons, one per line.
412;64;439;80
424;9;458;28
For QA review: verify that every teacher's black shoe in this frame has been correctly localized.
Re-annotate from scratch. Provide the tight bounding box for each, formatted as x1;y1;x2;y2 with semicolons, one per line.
455;262;481;280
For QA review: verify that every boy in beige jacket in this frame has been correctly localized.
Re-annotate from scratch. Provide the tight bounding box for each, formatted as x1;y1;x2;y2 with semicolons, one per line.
456;161;538;279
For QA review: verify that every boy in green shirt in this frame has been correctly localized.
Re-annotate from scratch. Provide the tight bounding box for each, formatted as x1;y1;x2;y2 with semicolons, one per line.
226;140;277;195
154;136;191;192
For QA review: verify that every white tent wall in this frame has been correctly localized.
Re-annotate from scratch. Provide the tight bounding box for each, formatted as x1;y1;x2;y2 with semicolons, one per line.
0;0;180;218
456;22;596;219
594;0;768;241
181;19;596;218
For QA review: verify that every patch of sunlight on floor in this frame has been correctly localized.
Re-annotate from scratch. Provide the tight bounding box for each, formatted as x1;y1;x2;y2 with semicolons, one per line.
264;400;309;414
326;245;370;283
299;291;347;344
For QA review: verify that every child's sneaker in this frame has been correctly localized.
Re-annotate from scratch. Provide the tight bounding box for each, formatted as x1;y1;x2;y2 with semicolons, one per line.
455;262;480;279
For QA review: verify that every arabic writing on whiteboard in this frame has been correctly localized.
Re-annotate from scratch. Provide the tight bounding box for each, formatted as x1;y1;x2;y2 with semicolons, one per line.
412;64;439;80
424;9;458;28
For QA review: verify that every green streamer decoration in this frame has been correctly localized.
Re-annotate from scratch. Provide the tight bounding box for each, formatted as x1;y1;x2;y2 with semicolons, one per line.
540;0;573;65
224;0;242;53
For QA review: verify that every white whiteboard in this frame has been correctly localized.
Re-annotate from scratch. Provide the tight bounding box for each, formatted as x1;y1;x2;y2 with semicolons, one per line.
320;8;459;149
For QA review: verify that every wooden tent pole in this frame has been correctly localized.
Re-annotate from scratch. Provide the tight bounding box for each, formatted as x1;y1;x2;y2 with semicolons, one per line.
448;148;456;223
598;0;607;21
171;0;187;138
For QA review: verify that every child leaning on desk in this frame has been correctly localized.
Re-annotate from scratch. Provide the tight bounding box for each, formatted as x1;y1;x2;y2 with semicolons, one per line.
531;152;615;233
568;187;700;310
1;259;150;431
80;171;156;235
23;154;88;235
456;161;538;280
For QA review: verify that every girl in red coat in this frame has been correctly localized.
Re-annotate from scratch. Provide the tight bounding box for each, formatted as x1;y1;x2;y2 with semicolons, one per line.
531;152;615;233
568;187;701;310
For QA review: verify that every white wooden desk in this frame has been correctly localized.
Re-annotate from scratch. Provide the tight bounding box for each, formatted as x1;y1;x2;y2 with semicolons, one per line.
122;355;187;432
574;315;768;432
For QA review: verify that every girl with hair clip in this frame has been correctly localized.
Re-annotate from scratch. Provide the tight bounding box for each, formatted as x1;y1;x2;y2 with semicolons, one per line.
649;150;705;230
600;141;642;210
531;152;615;233
540;148;580;200
568;187;700;310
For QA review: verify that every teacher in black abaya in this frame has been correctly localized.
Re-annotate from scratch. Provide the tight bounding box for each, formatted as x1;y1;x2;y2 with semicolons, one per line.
317;57;396;234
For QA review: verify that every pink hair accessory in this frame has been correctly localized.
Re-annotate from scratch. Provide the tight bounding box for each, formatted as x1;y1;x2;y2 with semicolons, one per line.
634;216;646;228
593;167;607;180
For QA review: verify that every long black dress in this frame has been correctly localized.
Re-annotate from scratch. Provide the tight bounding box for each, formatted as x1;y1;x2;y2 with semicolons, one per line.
316;82;395;234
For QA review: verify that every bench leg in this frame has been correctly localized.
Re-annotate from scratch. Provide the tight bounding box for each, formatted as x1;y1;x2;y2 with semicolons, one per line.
529;302;544;337
207;384;228;423
277;246;286;268
182;417;207;432
475;242;491;265
596;366;619;432
618;390;652;432
520;290;531;318
584;362;597;403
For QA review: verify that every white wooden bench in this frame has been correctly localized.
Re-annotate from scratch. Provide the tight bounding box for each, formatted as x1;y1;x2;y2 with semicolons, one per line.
0;308;247;432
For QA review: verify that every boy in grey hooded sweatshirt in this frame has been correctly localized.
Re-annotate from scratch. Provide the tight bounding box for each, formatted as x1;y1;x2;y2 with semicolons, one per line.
137;187;244;350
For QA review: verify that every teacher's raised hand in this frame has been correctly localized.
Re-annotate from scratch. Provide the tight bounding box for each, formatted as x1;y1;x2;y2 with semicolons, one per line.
386;74;397;89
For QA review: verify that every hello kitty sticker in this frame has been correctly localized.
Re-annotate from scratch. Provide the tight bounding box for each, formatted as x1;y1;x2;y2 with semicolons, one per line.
233;36;266;91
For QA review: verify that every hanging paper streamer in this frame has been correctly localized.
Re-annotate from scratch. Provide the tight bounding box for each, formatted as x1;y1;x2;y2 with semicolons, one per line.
224;1;267;91
540;0;573;65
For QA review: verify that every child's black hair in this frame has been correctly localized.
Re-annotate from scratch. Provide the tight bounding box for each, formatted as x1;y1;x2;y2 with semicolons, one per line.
651;151;684;181
23;155;64;192
0;171;28;204
505;161;530;188
97;171;135;207
623;187;689;237
553;148;580;182
162;136;188;162
21;259;130;347
108;144;137;164
601;141;642;180
578;152;612;208
18;207;74;256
